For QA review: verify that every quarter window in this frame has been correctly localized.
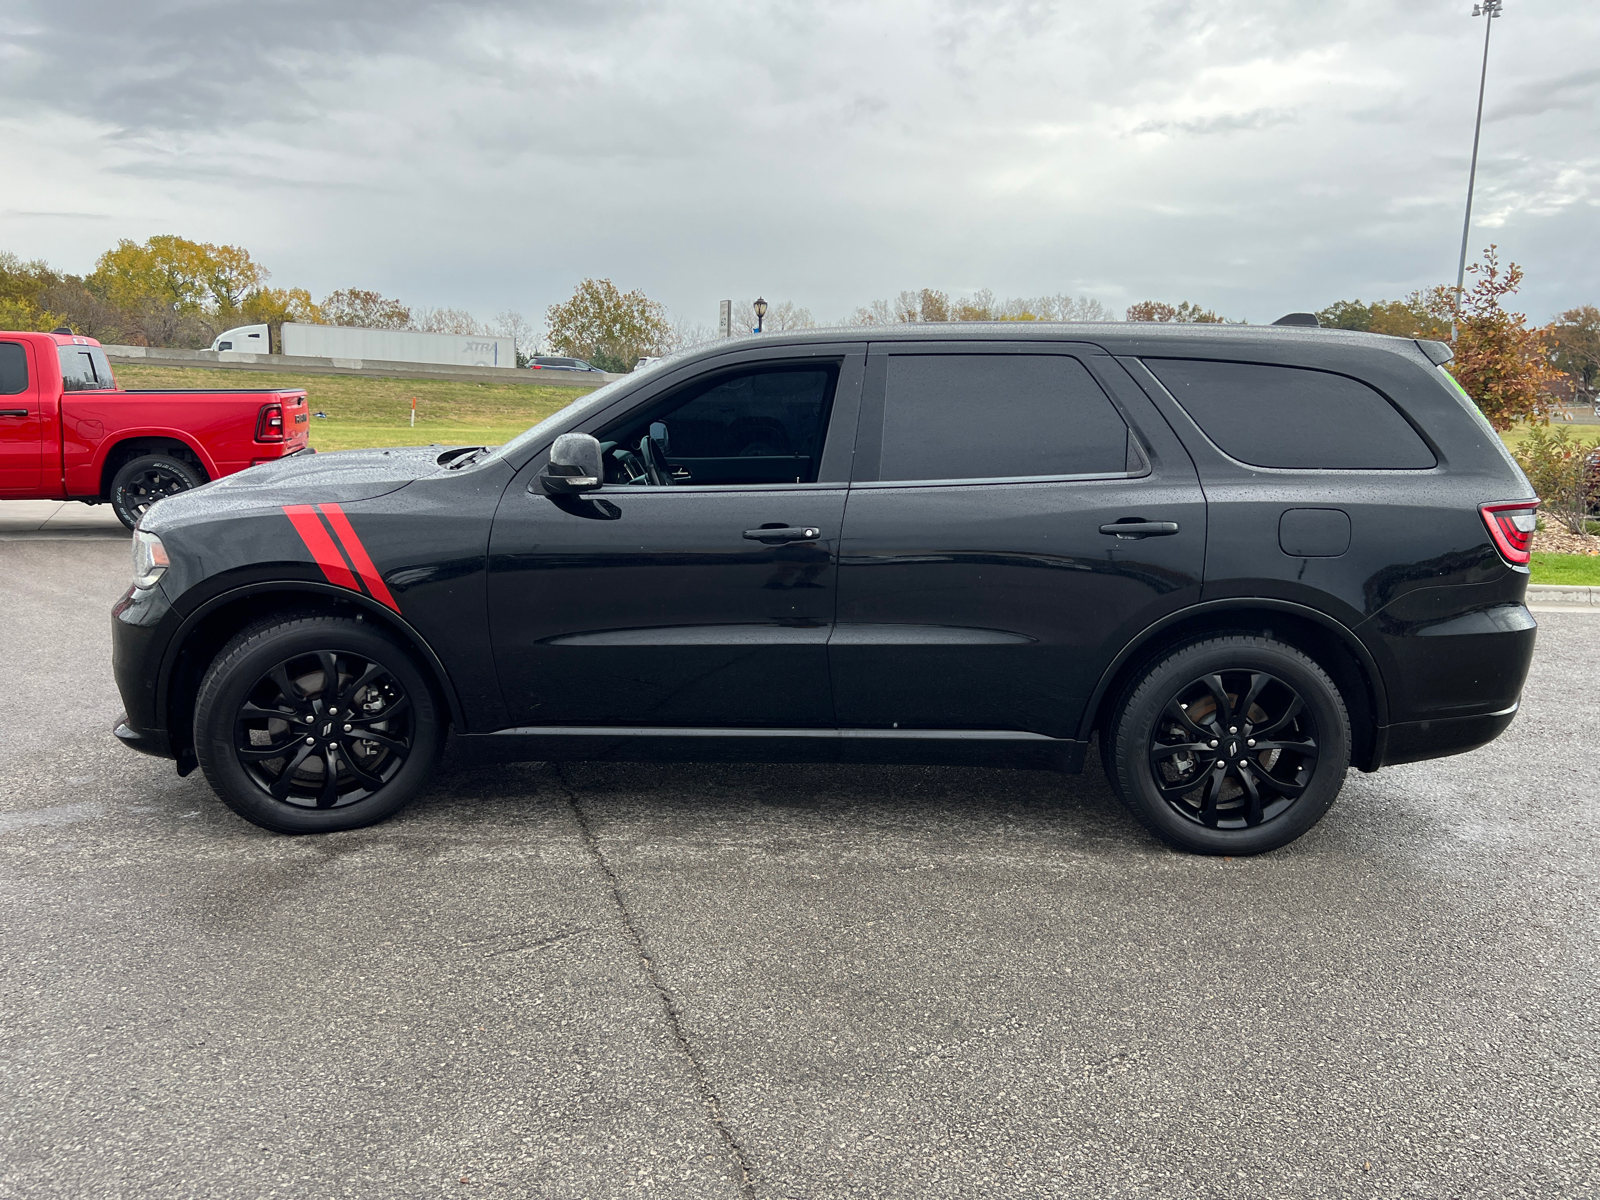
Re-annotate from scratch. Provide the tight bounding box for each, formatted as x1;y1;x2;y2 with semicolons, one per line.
0;343;26;395
58;346;115;391
878;354;1129;482
1144;358;1436;469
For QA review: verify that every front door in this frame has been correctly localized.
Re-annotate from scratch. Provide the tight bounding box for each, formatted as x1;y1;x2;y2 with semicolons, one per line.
487;351;862;729
830;344;1207;739
0;340;43;493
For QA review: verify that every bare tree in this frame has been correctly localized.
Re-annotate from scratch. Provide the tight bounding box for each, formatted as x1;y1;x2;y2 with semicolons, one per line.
411;306;487;335
321;288;411;329
728;298;815;335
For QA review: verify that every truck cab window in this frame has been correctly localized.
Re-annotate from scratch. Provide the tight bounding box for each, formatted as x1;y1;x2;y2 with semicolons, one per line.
599;364;838;487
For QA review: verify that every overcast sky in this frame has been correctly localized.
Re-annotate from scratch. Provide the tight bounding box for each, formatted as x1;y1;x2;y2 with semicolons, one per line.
2;0;1596;331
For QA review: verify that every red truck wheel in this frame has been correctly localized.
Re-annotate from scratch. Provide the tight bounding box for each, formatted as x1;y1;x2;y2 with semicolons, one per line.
109;455;204;530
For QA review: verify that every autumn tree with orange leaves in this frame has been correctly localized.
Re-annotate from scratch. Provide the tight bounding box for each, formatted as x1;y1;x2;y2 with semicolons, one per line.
1421;246;1559;431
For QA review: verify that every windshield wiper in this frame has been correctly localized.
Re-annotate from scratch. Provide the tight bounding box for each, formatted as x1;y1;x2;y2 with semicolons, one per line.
438;446;489;469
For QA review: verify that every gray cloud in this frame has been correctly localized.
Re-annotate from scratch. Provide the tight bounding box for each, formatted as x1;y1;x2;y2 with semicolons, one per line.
1130;108;1300;137
0;0;1595;327
1489;67;1600;122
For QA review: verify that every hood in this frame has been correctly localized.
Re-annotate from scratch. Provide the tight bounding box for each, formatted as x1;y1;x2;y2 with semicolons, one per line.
143;445;451;529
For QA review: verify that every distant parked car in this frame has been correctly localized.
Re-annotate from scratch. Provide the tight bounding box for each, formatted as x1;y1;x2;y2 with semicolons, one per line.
529;356;605;374
633;357;662;372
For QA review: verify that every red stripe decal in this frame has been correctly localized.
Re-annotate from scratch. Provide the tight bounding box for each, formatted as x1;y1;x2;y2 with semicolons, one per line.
318;503;401;614
282;504;360;591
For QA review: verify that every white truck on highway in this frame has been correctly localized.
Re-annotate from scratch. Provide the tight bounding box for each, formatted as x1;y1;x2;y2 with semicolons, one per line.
211;323;516;369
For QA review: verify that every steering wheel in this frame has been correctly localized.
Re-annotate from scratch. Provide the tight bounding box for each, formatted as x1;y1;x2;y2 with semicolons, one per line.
636;431;670;486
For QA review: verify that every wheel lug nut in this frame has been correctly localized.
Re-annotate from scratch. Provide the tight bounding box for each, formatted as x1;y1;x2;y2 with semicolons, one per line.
305;736;315;744
1247;739;1256;747
329;707;338;714
1209;740;1218;748
343;724;352;732
304;715;314;723
1229;726;1237;734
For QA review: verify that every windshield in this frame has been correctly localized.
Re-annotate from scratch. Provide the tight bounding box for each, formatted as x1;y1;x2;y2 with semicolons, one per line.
484;374;632;464
481;348;704;465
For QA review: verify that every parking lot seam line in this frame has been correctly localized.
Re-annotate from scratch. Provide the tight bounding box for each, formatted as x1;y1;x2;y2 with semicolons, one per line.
552;763;758;1198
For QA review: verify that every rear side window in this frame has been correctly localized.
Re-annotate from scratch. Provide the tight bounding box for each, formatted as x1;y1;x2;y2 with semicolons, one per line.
1145;359;1435;469
57;346;115;391
879;354;1129;481
0;343;26;394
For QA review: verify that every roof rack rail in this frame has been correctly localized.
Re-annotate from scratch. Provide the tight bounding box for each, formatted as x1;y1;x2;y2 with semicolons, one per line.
1271;313;1320;327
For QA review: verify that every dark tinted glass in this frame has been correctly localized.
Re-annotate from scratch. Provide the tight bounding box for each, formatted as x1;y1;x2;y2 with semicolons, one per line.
58;347;114;391
879;354;1128;481
603;364;836;486
1145;358;1436;469
0;343;26;395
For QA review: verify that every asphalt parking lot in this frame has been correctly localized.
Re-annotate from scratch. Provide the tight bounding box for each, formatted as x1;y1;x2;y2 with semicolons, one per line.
2;506;1596;1199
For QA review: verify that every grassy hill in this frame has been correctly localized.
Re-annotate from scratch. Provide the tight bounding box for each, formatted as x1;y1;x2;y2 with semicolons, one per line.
113;364;598;453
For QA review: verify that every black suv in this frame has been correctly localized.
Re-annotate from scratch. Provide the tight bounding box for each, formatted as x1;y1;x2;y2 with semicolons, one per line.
111;324;1539;854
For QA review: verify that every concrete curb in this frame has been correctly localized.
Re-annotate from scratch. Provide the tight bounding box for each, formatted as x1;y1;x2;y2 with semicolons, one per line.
102;344;622;388
1527;584;1600;610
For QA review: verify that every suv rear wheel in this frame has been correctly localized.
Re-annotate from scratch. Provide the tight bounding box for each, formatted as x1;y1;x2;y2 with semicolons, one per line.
1103;635;1350;855
194;615;444;833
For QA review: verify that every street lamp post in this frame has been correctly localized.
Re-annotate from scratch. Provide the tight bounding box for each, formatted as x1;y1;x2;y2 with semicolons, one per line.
753;297;768;334
1454;0;1503;333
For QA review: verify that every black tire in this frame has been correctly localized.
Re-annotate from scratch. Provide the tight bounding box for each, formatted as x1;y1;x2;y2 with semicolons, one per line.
1102;635;1351;855
109;454;204;530
194;615;445;834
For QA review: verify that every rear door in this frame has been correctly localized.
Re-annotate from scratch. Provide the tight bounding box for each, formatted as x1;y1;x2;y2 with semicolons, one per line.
486;344;863;729
830;342;1206;739
0;340;43;493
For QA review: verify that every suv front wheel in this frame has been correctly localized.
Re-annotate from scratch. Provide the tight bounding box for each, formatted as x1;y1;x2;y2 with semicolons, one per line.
1103;635;1351;855
194;615;444;833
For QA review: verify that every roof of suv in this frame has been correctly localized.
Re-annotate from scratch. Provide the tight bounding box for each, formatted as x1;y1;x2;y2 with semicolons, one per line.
711;321;1443;360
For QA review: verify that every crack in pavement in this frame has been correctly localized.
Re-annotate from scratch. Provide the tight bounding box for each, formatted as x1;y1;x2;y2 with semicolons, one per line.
552;763;758;1199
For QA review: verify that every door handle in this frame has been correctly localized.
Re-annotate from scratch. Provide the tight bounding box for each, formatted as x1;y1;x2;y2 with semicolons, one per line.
1099;520;1180;539
0;409;28;418
743;525;821;544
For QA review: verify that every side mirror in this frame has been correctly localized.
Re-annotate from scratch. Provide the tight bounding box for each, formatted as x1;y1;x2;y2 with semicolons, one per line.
539;432;604;494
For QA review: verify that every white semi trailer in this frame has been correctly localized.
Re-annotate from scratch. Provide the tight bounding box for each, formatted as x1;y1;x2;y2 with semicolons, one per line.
280;324;515;368
211;323;517;368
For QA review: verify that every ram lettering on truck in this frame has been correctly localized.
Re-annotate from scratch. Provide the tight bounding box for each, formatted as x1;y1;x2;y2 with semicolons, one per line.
0;330;310;529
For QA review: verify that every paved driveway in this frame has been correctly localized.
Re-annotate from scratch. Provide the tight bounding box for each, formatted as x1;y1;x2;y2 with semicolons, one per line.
1;526;1596;1199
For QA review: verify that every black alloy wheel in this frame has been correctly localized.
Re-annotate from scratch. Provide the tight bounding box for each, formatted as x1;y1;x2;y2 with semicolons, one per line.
195;615;444;833
234;650;414;809
1104;635;1350;855
1147;670;1317;830
109;454;204;530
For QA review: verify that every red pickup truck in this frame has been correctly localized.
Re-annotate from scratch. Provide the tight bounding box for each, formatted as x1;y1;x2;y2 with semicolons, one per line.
0;330;310;529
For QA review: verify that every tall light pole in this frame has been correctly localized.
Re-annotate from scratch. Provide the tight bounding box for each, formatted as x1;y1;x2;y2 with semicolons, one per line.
1454;0;1503;331
753;297;768;334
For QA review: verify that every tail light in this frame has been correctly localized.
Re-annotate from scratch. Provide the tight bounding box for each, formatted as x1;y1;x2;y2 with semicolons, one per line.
1480;499;1539;566
255;403;284;442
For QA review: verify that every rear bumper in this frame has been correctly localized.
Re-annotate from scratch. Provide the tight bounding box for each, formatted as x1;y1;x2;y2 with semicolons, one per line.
1371;700;1521;769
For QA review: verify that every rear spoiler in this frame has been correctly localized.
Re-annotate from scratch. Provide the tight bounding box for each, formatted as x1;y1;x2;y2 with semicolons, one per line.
1415;340;1454;366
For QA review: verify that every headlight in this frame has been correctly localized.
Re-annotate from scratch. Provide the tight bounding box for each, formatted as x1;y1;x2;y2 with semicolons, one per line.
131;530;170;590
